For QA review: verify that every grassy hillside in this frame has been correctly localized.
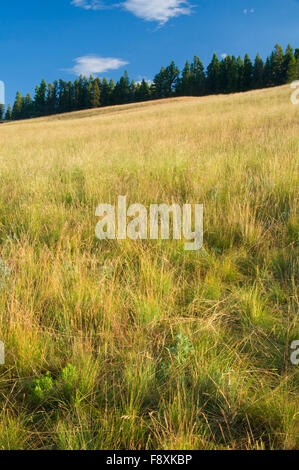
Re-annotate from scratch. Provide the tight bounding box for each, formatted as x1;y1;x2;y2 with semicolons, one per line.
0;86;298;450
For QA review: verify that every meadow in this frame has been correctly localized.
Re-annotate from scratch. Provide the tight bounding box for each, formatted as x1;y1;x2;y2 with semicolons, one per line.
0;85;298;450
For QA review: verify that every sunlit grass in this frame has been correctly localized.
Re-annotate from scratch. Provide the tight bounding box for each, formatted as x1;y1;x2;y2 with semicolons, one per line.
0;86;298;449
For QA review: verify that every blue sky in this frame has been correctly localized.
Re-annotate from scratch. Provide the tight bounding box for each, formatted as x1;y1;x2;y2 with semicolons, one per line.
1;0;299;106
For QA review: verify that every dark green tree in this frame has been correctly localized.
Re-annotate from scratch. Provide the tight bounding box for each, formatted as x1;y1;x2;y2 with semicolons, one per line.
178;60;191;95
58;79;69;113
100;78;112;106
284;44;297;83
34;79;47;116
165;61;180;97
270;44;285;85
243;54;253;90
113;71;131;104
206;54;220;94
136;79;151;101
0;104;4;120
46;83;57;115
263;57;273;87
91;78;101;108
22;93;33;118
68;81;75;111
153;66;167;98
154;61;180;98
109;79;115;104
218;56;231;93
237;56;244;91
12;91;23;120
228;56;240;93
253;53;264;89
190;56;206;95
5;104;12;121
87;78;93;108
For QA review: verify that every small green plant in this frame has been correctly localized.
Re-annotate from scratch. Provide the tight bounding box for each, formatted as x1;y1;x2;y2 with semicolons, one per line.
169;332;194;364
30;372;54;403
61;364;79;400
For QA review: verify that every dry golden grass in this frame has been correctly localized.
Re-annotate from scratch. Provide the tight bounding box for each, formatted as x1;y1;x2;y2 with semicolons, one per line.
0;85;298;450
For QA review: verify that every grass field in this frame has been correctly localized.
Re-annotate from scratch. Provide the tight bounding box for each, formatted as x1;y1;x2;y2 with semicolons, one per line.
0;85;298;450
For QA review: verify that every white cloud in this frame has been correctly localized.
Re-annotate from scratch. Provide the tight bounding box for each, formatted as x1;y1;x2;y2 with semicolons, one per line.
71;0;107;10
221;53;227;59
122;0;192;24
71;0;193;24
136;77;153;86
243;8;255;14
66;55;129;76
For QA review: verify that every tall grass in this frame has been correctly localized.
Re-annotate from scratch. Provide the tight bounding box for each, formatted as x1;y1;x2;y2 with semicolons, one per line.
0;86;298;450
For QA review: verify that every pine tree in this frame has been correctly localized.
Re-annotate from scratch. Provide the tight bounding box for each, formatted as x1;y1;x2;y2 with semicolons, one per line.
12;91;23;120
153;66;167;98
243;54;253;90
109;79;115;104
165;61;180;97
22;93;33;119
5;104;12;121
135;82;142;101
0;104;4;120
284;44;297;83
129;80;136;103
53;81;59;112
154;62;180;98
68;81;75;111
235;56;244;92
87;79;93;108
228;56;240;93
286;54;297;83
113;71;131;104
83;76;90;109
100;78;111;107
219;56;231;93
34;79;47;116
270;44;285;86
206;54;220;94
73;79;79;111
138;79;151;101
190;56;206;95
76;76;89;110
263;57;273;87
58;79;68;113
253;53;264;89
92;78;101;108
46;83;57;115
178;61;191;95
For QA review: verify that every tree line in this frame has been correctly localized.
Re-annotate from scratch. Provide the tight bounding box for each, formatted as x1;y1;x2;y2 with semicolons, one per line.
2;43;299;121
